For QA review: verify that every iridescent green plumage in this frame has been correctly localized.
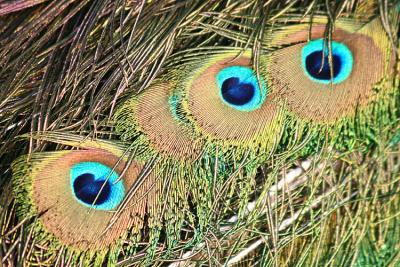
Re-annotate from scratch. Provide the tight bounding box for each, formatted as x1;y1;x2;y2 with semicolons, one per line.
0;0;399;266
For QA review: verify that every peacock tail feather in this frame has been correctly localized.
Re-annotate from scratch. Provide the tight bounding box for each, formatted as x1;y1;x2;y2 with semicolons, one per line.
0;0;399;266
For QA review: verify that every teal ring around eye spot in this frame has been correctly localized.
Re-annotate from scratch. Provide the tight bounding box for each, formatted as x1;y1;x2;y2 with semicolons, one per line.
216;66;267;112
168;93;180;121
301;39;353;84
70;162;125;210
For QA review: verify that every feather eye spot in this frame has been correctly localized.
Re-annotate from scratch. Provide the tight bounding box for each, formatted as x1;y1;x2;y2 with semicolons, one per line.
216;66;267;111
116;82;203;160
70;162;125;210
302;39;353;84
221;77;255;105
13;149;148;250
73;173;111;205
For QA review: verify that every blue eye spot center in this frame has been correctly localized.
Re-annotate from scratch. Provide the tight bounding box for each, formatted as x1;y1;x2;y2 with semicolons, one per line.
70;162;125;210
73;173;111;205
301;39;353;84
305;51;342;80
221;77;255;106
216;66;267;112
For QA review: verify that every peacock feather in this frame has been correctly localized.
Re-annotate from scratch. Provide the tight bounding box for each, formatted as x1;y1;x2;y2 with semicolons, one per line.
0;0;399;266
